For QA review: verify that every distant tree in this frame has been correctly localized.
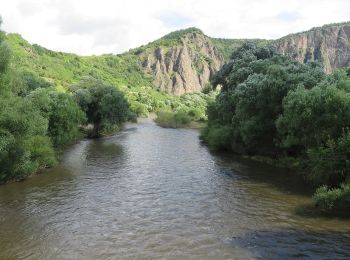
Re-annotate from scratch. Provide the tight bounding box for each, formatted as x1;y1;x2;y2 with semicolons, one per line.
73;78;129;137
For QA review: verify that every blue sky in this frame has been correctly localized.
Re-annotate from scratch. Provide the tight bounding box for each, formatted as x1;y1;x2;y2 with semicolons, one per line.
0;0;349;55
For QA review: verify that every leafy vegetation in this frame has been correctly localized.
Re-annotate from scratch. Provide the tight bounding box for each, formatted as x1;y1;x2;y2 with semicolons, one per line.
0;19;56;183
5;31;215;122
73;78;129;137
211;38;270;61
0;18;225;183
155;92;216;128
313;183;350;211
202;42;350;213
4;15;349;214
29;88;86;146
0;18;139;183
0;95;56;183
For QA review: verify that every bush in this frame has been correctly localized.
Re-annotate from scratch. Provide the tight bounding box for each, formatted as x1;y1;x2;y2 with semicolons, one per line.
155;108;200;128
205;42;325;155
0;96;56;183
73;78;129;137
30;88;86;146
313;183;350;211
154;111;180;128
304;130;350;186
277;86;350;153
200;125;233;150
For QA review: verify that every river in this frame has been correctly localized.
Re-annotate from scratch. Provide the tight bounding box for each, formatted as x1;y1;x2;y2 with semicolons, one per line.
0;119;349;259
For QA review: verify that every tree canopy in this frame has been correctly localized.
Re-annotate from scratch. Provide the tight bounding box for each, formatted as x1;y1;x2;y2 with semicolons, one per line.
202;42;350;211
73;78;129;137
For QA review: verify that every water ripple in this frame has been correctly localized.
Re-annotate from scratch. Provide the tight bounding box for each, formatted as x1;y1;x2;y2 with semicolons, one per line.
0;119;349;259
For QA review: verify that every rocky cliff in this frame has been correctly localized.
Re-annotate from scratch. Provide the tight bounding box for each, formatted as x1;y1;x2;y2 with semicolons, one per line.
275;22;350;73
136;22;350;95
137;29;225;95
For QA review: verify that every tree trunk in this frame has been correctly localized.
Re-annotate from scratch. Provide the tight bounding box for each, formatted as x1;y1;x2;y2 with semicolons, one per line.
91;119;101;138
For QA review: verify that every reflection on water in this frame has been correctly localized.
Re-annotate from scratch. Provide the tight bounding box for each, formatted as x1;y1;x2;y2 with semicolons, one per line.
229;229;350;259
0;119;349;259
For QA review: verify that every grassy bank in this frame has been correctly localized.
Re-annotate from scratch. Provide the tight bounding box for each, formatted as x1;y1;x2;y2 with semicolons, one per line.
154;110;206;129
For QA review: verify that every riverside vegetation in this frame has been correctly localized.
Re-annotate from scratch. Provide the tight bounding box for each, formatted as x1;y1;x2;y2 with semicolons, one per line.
0;19;131;183
0;18;212;183
201;42;350;213
1;15;350;215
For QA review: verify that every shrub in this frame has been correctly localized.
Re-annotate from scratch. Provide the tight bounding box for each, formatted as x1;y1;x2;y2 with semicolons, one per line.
304;130;350;186
313;183;350;211
30;88;86;146
0;96;56;183
73;78;129;137
200;125;233;150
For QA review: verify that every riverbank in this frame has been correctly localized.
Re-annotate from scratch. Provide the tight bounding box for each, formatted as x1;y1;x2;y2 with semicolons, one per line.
154;111;206;129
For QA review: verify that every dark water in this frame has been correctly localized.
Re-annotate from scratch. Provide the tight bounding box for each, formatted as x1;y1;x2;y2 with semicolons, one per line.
0;119;349;259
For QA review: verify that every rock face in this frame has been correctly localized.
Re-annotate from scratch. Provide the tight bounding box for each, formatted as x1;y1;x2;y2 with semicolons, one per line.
140;31;224;95
131;23;350;95
275;23;350;73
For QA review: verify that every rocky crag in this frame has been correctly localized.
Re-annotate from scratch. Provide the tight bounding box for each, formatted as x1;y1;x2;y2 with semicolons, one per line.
135;22;350;95
137;29;225;95
275;22;350;74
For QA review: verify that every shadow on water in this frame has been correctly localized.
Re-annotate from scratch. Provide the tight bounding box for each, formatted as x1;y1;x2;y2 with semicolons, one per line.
85;138;124;161
207;149;350;219
228;229;350;259
208;149;313;196
294;203;350;219
0;166;76;203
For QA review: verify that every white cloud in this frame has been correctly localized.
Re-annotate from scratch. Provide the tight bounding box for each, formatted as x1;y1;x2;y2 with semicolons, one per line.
0;0;349;55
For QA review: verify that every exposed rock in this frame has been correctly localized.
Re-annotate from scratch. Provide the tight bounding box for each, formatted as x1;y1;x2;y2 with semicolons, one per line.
275;23;350;73
138;23;350;95
139;31;224;95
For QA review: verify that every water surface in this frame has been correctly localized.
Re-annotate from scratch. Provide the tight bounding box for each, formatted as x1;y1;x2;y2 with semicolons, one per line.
0;119;349;259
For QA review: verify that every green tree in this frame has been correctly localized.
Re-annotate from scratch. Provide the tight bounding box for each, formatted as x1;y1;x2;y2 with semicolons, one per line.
30;88;86;146
0;18;11;92
73;78;129;137
0;96;56;182
305;130;350;187
277;85;350;153
203;42;325;155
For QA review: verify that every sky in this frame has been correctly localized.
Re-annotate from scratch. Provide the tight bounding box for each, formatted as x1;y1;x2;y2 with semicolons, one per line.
1;0;350;55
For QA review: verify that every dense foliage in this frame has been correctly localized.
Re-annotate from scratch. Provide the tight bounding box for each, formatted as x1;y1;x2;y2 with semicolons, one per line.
29;88;86;146
0;96;56;182
155;92;216;128
5;32;214;121
73;78;129;137
202;42;350;212
0;18;135;182
0;19;56;182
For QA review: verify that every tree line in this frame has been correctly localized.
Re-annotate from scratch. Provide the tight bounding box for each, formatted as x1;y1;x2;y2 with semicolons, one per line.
201;42;350;212
0;19;130;183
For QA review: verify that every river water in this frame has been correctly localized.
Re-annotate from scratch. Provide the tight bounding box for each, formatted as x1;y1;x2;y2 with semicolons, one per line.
0;119;349;259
